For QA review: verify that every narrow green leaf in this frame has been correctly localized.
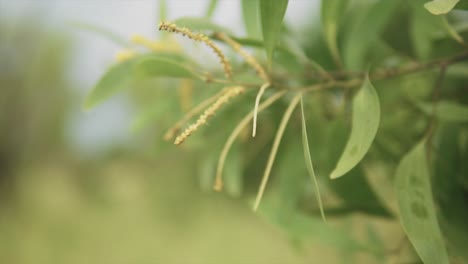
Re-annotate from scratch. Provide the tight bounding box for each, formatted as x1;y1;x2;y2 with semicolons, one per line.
84;59;135;110
173;17;232;34
330;76;380;179
242;0;261;39
300;96;326;222
159;0;167;21
416;100;468;123
260;0;289;66
395;140;450;264
321;0;349;67
424;0;460;15
205;0;219;19
136;57;201;80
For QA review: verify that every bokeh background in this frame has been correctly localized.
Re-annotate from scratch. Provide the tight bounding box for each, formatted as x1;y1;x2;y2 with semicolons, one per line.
0;1;344;263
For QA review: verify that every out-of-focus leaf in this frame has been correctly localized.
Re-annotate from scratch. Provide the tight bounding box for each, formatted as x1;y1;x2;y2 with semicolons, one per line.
223;144;243;197
205;0;219;19
321;0;349;66
131;100;172;132
395;140;450;264
69;21;129;47
343;0;400;69
330;76;380;179
259;202;377;254
424;0;459;15
330;166;393;218
84;59;135;109
242;0;261;39
173;17;232;34
300;96;326;222
136;57;201;80
367;224;385;262
416;100;468;123
433;124;468;262
159;0;167;21
259;0;289;66
411;0;446;59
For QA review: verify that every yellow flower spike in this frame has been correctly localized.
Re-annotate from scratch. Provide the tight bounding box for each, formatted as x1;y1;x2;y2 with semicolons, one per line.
115;49;137;62
174;86;245;145
159;21;233;80
215;32;269;83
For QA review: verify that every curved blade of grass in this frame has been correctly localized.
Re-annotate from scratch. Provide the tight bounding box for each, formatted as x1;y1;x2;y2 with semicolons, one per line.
330;76;380;179
260;0;289;66
254;93;300;211
300;95;326;222
395;140;450;264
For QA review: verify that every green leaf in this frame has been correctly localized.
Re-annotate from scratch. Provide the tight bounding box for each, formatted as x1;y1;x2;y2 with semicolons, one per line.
395;140;450;264
424;0;460;15
173;17;232;34
300;96;326;222
330;76;380;179
259;203;375;253
242;0;261;39
321;0;349;66
205;0;219;19
223;144;243;197
136;57;201;80
259;0;289;66
84;59;135;109
131;99;172;132
416;100;468;123
343;0;400;69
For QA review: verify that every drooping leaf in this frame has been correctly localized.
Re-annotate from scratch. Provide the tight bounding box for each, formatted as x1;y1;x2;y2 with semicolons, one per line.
205;0;219;19
300;96;326;222
242;0;261;39
321;0;349;66
424;0;460;15
84;59;135;109
259;0;289;66
416;100;468;123
395;140;450;264
173;17;232;34
330;76;380;179
136;57;201;80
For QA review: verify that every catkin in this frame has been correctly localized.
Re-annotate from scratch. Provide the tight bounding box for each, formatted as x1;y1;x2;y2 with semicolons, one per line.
174;86;245;145
159;22;232;79
215;33;269;82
